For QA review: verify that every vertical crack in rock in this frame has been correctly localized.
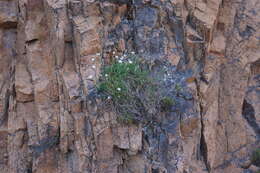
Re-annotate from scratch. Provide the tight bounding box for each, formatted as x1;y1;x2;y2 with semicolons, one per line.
196;78;210;172
0;89;9;126
242;100;260;139
199;108;210;172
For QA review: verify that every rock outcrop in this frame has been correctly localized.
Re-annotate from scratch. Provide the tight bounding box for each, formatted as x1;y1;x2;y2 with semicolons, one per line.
0;0;259;173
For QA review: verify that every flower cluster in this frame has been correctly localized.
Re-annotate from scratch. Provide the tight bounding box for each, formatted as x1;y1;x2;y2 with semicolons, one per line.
88;52;102;79
97;50;138;100
113;51;136;64
95;51;178;124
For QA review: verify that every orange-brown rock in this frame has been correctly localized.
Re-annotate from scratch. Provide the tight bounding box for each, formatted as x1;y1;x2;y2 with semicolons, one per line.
0;0;259;173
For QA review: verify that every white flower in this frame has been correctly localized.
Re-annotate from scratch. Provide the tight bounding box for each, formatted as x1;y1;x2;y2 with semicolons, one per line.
115;55;119;59
107;96;111;99
117;88;121;91
112;51;116;55
128;60;133;64
118;60;123;63
131;51;135;54
105;74;108;77
96;53;101;56
91;58;95;61
92;65;96;69
88;75;93;79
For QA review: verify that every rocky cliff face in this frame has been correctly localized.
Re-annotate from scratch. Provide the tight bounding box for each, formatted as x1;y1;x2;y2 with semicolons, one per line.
0;0;259;173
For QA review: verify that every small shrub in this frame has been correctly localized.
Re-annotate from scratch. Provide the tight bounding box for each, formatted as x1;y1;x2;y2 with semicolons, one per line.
97;56;149;103
96;52;179;124
160;97;175;112
97;54;157;123
175;83;182;92
251;148;260;166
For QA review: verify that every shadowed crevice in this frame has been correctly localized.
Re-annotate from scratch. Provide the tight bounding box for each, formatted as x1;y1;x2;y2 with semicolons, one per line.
242;99;260;139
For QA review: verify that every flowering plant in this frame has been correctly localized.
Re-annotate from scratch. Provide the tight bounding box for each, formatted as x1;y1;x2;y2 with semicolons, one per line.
96;52;175;124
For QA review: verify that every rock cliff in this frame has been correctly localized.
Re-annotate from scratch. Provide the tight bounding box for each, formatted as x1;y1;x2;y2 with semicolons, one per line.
0;0;259;172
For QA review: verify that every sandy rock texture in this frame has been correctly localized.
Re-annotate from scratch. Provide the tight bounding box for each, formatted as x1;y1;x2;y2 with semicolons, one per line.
0;0;259;172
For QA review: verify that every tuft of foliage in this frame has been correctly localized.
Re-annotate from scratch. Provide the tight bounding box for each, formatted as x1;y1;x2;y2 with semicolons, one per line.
251;148;260;166
175;83;182;93
97;53;176;124
160;97;175;112
98;57;149;103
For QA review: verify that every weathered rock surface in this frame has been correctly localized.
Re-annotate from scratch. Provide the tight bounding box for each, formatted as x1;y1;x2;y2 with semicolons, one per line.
0;0;259;173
